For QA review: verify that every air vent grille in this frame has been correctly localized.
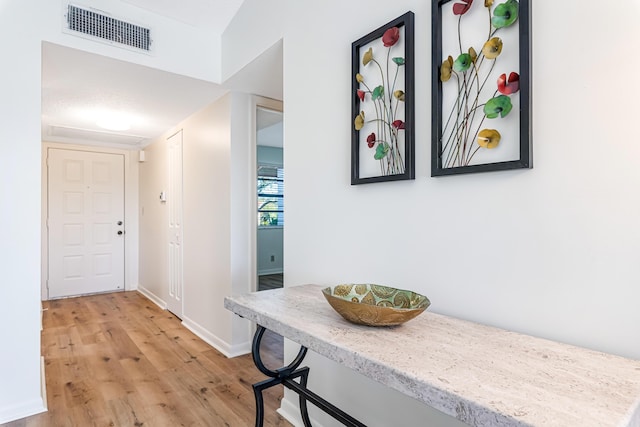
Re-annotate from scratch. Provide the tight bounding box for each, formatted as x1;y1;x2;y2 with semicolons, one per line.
66;5;151;52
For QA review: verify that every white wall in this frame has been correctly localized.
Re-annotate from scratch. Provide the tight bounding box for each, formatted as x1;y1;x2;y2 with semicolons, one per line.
138;136;170;307
181;95;234;350
42;0;221;82
220;0;284;82
257;227;284;275
257;146;283;165
138;92;253;356
228;92;256;342
0;2;47;422
224;0;640;425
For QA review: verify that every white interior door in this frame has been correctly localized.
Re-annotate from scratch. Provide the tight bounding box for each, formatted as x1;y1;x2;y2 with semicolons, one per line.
47;149;125;298
167;131;184;317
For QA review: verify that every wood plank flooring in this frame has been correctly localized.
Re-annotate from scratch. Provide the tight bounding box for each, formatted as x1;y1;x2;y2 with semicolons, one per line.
3;291;291;427
257;274;283;292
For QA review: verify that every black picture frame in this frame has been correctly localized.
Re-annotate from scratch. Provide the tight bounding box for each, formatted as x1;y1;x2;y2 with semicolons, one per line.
351;11;415;185
431;0;531;176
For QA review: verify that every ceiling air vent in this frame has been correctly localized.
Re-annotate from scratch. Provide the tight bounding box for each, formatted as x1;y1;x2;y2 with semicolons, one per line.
64;4;152;53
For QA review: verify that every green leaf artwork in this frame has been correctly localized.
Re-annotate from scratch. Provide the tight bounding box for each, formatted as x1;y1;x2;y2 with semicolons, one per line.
492;0;519;28
374;143;390;160
453;53;472;72
484;95;513;119
372;85;384;101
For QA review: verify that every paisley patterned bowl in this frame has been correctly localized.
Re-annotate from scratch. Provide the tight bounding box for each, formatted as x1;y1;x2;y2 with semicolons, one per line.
322;284;430;326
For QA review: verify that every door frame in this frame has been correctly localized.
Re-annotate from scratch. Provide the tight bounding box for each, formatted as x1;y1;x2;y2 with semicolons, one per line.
41;142;139;300
251;96;284;293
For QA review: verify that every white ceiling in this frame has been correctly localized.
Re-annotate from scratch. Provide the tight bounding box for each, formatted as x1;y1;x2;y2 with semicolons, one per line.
257;107;283;148
42;0;283;149
121;0;244;29
42;42;230;148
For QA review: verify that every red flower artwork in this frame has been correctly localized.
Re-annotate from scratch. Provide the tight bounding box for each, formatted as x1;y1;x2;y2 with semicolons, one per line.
382;27;400;47
453;0;473;15
392;120;405;130
497;72;520;95
357;90;365;102
366;133;376;148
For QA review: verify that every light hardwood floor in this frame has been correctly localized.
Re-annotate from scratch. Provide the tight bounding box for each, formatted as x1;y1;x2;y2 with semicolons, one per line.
3;291;291;427
257;274;283;292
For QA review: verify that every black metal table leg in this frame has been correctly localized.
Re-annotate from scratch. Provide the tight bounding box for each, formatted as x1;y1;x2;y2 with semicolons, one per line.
250;325;366;427
252;325;308;378
297;367;312;427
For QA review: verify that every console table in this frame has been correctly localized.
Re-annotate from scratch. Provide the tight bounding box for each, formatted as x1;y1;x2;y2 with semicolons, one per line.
224;284;640;426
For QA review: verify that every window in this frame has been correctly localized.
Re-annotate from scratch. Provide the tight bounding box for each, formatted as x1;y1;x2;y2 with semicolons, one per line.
257;165;284;227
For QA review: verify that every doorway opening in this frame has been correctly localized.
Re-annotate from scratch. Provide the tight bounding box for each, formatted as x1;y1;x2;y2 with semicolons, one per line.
256;106;284;291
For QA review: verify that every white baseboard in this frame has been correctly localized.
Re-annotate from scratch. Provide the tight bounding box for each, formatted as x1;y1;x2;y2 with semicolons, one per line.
136;289;250;357
0;397;47;424
136;286;166;310
1;356;51;422
40;356;47;410
181;316;252;358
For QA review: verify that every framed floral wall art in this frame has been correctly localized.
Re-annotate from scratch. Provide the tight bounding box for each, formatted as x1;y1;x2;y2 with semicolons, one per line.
432;0;531;176
352;12;415;185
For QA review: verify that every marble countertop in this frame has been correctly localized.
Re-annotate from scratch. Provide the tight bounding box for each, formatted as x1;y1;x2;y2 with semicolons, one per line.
224;284;640;427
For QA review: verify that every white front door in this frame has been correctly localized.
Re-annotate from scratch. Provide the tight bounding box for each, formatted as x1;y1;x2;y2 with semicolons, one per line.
47;149;125;298
167;131;184;318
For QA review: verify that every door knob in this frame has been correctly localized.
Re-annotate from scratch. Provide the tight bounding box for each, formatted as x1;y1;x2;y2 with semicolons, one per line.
117;230;124;235
117;221;123;226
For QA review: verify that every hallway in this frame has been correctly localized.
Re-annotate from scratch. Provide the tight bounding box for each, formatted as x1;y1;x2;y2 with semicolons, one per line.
4;292;289;426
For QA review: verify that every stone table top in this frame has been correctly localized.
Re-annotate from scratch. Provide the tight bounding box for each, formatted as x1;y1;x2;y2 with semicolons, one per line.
224;284;640;426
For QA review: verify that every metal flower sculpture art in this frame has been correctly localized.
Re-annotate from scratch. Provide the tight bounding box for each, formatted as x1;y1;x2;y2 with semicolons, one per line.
354;26;407;176
439;0;521;167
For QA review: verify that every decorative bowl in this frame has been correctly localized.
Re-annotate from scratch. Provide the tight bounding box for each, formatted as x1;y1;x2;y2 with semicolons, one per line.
322;284;430;326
